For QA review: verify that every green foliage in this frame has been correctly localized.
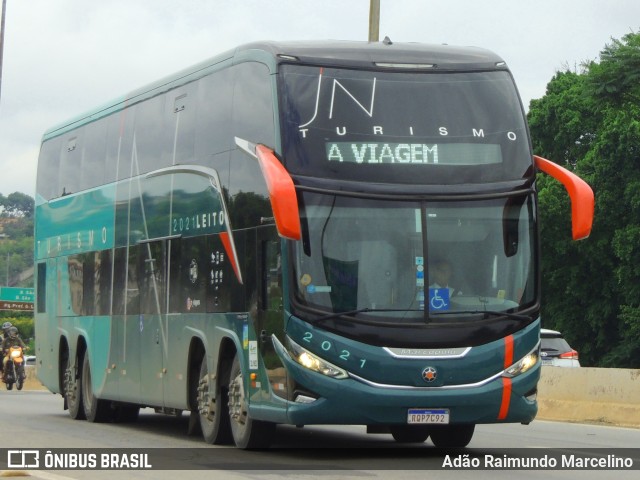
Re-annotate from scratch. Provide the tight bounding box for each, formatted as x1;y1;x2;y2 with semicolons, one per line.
0;192;34;218
529;31;640;367
0;316;34;340
0;233;33;286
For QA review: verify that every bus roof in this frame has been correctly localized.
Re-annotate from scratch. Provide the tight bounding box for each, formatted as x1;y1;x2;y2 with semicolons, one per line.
42;40;507;141
246;39;506;69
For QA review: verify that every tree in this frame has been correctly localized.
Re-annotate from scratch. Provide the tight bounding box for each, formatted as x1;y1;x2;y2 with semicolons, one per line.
0;192;34;218
529;32;640;367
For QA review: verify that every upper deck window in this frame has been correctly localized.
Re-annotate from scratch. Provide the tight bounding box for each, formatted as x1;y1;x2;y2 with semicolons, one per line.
279;65;532;184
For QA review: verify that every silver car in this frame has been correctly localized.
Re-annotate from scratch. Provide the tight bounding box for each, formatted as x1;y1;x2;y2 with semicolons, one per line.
540;329;580;367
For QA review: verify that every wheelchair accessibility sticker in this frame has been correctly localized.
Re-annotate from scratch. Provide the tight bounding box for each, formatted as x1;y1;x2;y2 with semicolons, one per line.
429;288;450;311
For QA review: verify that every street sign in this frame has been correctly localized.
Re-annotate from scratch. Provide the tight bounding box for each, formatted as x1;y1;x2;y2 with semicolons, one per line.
0;287;34;303
0;287;34;311
0;300;33;311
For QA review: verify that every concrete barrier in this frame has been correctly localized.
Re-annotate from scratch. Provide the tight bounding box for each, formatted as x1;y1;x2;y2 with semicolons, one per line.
17;366;640;429
537;367;640;428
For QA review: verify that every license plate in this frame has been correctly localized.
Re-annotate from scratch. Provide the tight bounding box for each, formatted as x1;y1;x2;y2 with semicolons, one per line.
407;408;450;424
542;359;553;366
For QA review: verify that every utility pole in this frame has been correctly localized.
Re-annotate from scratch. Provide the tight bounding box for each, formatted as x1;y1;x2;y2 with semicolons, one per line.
0;0;7;104
368;0;380;43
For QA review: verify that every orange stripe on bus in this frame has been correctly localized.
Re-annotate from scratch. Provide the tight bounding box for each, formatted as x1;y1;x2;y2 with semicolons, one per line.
498;377;512;420
504;334;514;369
498;335;515;420
219;232;243;284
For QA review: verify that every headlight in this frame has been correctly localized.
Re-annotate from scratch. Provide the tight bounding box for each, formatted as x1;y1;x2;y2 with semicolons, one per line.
10;350;21;359
286;337;348;379
503;345;539;378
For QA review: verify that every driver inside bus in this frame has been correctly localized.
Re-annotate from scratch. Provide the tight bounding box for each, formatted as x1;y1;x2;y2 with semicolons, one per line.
429;259;462;297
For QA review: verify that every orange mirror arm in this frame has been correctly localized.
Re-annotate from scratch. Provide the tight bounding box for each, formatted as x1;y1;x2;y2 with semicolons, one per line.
255;144;302;240
534;155;594;240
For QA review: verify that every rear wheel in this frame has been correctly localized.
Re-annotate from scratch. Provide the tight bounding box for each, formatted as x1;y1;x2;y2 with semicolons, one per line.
82;354;112;422
390;425;430;443
16;364;25;390
198;357;232;445
228;353;275;449
64;353;85;420
430;424;475;448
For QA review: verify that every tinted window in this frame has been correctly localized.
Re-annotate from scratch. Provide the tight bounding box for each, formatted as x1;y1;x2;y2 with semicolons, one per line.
95;250;112;315
135;94;170;173
170;83;198;166
80;120;108;191
541;336;571;352
228;62;274;206
36;137;62;200
112;247;129;315
37;262;47;313
59;131;84;197
195;68;234;160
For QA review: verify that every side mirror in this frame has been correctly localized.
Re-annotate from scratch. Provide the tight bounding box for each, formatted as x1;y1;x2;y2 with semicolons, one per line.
235;138;302;240
534;155;594;240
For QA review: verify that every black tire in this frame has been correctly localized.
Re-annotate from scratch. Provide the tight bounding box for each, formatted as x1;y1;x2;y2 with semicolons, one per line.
64;353;85;420
16;365;24;391
390;425;430;443
430;424;475;448
82;354;113;422
4;364;14;390
198;357;232;445
228;353;275;449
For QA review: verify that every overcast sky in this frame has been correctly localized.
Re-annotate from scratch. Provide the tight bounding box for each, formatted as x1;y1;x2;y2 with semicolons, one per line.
0;0;638;198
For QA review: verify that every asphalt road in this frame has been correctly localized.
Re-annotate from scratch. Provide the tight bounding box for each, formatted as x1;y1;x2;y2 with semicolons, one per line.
0;390;639;480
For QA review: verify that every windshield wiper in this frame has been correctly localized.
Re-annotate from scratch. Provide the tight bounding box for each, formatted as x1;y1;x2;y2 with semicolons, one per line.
313;308;423;323
430;310;531;321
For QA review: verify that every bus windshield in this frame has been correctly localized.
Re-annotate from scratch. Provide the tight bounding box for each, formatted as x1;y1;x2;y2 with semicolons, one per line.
279;65;532;184
292;192;536;323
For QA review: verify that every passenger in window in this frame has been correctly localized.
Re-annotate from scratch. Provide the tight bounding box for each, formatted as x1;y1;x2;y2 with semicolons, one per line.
429;259;462;297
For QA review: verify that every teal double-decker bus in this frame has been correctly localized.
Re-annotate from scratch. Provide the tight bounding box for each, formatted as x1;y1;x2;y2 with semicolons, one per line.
34;41;593;448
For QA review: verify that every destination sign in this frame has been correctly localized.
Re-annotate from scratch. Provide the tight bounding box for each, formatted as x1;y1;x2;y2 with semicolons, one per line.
326;142;502;165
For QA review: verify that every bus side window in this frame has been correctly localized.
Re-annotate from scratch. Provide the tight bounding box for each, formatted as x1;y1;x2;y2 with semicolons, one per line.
262;237;282;312
139;241;167;315
127;246;140;315
37;262;47;313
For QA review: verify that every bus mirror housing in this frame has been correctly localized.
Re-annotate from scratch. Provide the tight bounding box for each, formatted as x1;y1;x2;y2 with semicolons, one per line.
534;155;594;240
235;137;302;240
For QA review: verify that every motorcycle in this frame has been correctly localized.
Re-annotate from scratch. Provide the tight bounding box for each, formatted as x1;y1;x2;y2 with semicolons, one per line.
3;346;26;391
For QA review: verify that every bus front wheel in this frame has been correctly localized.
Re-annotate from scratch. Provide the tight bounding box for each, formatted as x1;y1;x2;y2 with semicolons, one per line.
390;425;430;443
228;353;275;449
430;424;475;448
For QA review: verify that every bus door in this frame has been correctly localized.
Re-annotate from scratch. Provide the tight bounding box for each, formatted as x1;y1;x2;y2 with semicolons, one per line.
137;237;171;405
256;227;289;401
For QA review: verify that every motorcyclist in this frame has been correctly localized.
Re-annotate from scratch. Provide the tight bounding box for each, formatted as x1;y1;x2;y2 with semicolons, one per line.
0;322;12;378
2;326;27;381
1;321;12;341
